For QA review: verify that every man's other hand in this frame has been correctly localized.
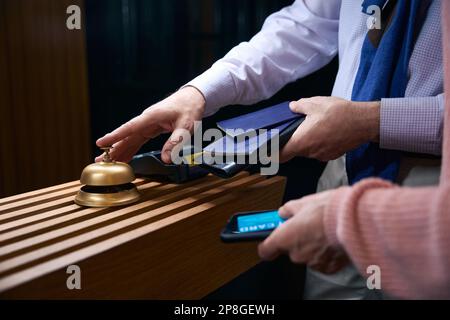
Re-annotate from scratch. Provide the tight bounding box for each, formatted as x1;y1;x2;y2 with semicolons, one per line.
280;96;380;162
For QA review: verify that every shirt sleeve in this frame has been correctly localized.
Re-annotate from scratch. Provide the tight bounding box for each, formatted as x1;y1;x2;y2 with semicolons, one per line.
380;94;444;155
184;0;341;116
324;179;450;299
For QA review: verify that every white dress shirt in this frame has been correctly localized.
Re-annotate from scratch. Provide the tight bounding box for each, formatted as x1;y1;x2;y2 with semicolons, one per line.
186;0;443;155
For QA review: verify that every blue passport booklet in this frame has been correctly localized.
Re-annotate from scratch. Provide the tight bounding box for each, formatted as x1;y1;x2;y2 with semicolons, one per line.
204;119;296;156
204;101;304;156
216;101;300;138
198;117;305;178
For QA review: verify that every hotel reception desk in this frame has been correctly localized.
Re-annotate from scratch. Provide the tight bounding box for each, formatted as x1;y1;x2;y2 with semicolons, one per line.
0;173;286;299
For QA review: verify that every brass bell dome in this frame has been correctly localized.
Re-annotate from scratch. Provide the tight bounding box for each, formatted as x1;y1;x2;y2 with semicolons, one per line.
80;160;135;186
74;147;141;207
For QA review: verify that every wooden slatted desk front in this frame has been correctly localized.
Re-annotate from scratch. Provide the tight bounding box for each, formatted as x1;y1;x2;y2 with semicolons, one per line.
0;172;286;299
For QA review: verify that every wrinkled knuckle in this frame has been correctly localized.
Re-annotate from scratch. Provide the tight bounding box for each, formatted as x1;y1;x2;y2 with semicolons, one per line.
181;120;194;131
122;121;135;134
142;105;157;115
323;104;334;114
289;252;303;264
284;201;295;212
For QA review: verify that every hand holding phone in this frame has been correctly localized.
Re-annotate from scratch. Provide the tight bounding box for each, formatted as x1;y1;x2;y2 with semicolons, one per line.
221;210;286;242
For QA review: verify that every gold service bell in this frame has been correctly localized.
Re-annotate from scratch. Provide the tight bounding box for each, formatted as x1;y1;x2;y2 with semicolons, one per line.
74;147;141;207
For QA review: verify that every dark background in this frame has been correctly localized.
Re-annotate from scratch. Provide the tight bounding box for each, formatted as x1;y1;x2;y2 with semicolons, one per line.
84;0;339;299
85;0;338;155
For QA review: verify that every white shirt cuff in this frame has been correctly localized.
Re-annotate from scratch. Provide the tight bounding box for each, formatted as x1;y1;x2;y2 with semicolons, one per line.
182;64;238;117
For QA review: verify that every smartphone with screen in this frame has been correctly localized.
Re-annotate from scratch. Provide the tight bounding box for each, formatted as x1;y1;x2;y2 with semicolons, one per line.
220;210;286;242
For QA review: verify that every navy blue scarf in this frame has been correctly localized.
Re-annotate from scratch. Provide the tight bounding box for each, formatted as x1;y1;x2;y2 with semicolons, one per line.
346;0;431;184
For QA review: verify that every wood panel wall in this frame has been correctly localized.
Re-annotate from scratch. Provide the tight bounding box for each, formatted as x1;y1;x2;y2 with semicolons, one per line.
0;0;91;197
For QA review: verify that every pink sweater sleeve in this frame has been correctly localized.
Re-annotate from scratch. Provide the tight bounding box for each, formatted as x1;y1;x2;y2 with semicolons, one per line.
324;180;450;299
321;0;450;299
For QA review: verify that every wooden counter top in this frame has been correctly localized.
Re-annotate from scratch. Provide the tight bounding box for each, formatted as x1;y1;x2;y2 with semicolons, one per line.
0;172;286;299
